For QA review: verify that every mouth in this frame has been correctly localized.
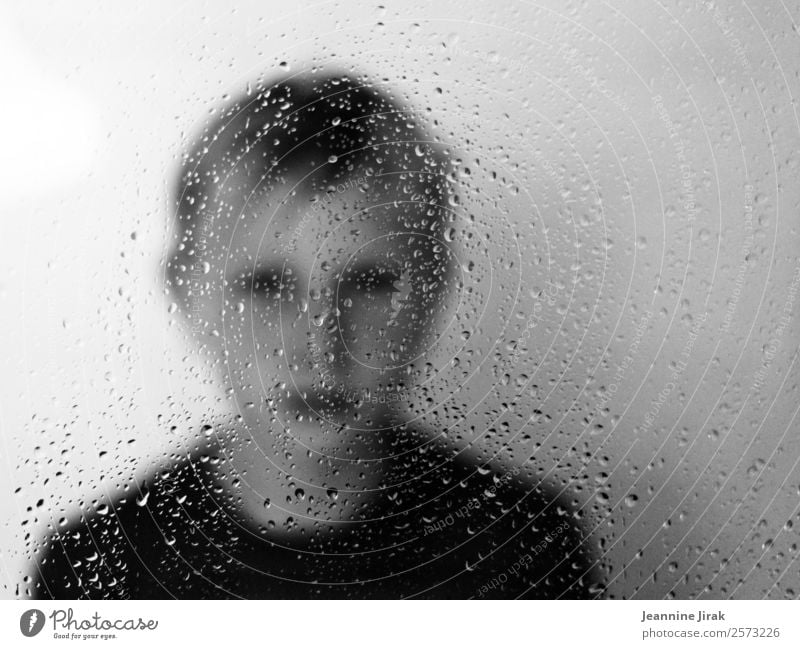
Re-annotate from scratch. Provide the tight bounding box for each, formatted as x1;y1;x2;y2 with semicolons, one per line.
274;384;356;420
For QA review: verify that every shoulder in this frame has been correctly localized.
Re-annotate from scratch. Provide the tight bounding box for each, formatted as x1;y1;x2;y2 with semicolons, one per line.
30;488;160;599
505;472;604;598
398;438;604;598
456;460;604;598
28;445;218;600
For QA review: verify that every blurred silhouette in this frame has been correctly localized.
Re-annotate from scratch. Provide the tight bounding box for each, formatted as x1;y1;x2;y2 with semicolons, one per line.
29;69;602;599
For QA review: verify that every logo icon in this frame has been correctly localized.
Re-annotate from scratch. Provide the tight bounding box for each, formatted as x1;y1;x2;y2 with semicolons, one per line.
20;609;45;637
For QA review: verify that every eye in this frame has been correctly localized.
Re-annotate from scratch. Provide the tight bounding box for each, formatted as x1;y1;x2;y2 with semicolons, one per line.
344;263;402;295
235;266;295;301
253;270;282;297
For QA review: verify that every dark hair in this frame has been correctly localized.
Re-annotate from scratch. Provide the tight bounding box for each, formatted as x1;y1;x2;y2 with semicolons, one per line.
167;69;457;303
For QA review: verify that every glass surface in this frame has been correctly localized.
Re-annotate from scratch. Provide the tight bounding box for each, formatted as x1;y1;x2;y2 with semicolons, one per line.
0;0;797;600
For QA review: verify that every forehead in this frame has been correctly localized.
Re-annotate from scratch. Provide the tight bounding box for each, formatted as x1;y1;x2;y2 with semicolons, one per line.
221;159;443;237
221;175;401;270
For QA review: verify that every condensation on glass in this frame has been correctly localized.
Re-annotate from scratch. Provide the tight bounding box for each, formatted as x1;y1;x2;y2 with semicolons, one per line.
4;0;798;600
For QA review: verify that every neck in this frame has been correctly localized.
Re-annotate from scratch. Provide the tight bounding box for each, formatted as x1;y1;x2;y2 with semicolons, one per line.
209;412;413;539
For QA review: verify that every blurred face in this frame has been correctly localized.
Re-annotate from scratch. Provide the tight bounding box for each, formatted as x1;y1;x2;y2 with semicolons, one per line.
181;167;455;458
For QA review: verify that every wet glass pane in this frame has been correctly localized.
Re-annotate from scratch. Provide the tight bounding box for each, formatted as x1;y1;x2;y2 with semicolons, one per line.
1;0;798;601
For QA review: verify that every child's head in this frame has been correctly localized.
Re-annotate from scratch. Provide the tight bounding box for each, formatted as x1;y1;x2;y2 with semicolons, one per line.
167;70;458;438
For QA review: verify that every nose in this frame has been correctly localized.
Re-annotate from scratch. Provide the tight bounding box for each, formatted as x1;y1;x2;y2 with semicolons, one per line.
298;267;379;391
337;269;409;372
291;262;404;393
284;270;348;392
306;305;343;390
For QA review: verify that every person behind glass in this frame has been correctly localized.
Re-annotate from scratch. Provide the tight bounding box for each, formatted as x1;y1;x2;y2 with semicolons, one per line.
29;69;602;599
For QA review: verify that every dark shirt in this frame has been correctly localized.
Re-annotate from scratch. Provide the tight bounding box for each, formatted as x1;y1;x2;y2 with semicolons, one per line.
29;428;602;599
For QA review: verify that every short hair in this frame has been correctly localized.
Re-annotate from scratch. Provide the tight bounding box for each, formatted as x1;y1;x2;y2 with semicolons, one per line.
166;69;457;303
